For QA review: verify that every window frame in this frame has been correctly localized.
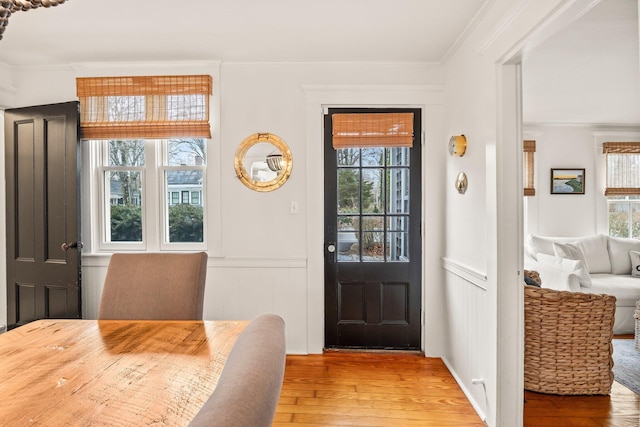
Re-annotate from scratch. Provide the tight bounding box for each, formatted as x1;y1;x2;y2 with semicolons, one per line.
607;196;640;238
94;138;209;252
159;141;207;251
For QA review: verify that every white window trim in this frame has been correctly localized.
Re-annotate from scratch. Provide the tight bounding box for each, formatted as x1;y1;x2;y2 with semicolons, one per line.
158;157;207;252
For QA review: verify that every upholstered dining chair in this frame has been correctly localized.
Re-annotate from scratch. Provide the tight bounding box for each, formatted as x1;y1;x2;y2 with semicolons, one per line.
189;314;286;427
98;252;208;320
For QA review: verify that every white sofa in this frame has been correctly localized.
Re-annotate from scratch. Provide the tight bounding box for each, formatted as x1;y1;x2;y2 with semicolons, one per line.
524;233;640;334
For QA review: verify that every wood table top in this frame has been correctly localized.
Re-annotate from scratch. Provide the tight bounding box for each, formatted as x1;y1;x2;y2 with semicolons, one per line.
0;319;247;426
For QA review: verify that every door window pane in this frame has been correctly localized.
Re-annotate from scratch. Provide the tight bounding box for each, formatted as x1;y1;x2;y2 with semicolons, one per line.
337;148;360;166
387;168;410;214
361;148;384;166
361;216;384;262
362;169;383;214
387;231;409;261
338;169;360;214
387;147;410;166
338;232;360;261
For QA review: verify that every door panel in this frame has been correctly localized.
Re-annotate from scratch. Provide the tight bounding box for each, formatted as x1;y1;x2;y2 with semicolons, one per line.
324;108;421;350
5;102;81;328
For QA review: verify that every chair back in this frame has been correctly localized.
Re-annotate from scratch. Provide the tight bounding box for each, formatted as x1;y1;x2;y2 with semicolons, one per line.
189;314;286;427
98;252;207;320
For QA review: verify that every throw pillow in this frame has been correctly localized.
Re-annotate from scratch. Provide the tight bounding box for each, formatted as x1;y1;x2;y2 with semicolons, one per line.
576;234;611;274
553;242;590;272
630;250;640;278
524;276;541;287
609;236;640;274
537;253;592;287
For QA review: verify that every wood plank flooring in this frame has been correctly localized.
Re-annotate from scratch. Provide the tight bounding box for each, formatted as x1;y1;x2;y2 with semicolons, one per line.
274;351;640;427
274;352;485;427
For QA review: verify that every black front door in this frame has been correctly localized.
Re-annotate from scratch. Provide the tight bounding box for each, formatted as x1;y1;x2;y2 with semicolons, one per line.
324;108;422;350
5;101;82;328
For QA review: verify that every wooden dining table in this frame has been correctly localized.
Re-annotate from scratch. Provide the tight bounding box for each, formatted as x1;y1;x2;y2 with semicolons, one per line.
0;319;247;426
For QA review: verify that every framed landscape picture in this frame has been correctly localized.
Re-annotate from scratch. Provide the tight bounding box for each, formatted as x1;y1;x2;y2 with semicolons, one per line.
550;168;585;194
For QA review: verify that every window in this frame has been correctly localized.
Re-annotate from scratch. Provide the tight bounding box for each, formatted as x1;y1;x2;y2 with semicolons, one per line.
77;75;212;251
523;140;536;196
603;142;640;237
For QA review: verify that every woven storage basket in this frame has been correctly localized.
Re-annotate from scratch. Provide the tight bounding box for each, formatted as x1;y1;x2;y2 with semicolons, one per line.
524;286;616;395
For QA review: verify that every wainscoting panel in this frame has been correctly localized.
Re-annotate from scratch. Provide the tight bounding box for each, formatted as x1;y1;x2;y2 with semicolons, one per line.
81;255;309;354
441;260;490;423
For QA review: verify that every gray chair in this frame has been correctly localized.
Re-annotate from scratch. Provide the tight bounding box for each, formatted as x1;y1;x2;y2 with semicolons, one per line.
189;314;286;427
98;252;208;320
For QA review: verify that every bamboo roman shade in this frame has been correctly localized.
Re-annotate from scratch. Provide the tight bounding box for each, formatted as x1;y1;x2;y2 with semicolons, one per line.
332;113;414;148
523;140;536;196
602;142;640;196
76;75;212;139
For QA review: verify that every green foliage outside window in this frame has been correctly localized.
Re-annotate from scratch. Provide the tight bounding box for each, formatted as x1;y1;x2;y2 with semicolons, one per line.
168;204;203;242
110;205;142;242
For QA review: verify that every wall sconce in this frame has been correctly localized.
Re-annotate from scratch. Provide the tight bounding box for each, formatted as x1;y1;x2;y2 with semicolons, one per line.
448;135;467;157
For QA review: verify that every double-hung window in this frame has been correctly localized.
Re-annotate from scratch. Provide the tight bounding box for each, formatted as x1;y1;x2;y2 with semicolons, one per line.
77;75;212;251
603;142;640;238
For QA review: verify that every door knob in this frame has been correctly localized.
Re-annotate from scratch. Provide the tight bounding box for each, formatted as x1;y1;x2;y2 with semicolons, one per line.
61;241;84;251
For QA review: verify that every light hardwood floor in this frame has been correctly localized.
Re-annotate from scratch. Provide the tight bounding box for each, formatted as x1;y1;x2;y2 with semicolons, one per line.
274;351;640;427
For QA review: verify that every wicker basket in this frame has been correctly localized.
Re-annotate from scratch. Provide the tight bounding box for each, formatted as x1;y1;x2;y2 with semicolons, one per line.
524;286;616;395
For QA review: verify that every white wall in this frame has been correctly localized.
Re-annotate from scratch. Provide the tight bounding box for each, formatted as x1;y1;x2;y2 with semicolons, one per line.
0;61;445;355
524;125;640;237
439;1;591;426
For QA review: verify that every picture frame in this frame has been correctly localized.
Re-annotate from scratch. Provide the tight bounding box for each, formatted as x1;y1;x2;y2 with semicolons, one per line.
550;168;585;194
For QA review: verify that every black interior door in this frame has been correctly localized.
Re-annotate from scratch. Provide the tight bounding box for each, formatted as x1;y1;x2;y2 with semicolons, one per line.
5;101;82;328
324;108;422;350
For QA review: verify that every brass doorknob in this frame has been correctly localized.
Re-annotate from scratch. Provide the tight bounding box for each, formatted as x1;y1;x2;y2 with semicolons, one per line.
61;241;84;251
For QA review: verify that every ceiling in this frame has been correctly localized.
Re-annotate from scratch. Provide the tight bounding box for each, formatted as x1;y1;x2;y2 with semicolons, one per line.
0;0;637;126
522;0;639;125
0;0;485;65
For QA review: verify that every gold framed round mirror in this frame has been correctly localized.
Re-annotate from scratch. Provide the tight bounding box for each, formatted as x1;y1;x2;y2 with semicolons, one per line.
234;132;293;192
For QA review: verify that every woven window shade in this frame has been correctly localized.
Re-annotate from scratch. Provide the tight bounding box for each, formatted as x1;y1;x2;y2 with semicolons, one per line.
523;140;536;196
76;75;212;139
603;142;640;196
332;113;414;148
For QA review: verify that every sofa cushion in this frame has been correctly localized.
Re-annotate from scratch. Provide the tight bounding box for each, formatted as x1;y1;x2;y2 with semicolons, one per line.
583;274;640;306
609;237;640;274
574;234;611;274
527;234;611;273
553;242;589;271
537;253;592;287
630;251;640;278
526;234;576;260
